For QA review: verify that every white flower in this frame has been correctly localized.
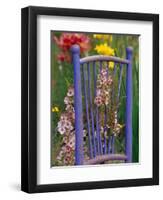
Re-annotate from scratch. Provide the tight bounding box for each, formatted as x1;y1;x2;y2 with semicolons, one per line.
66;104;73;111
64;97;70;105
63;136;68;144
101;69;107;76
58;126;66;135
67;135;75;148
105;96;109;105
60;114;68;121
67;87;74;97
104;131;107;137
100;126;104;133
96;89;101;96
107;77;113;85
67;111;75;121
94;96;103;106
104;90;109;95
65;120;72;129
57;119;67;128
83;129;87;137
99;77;107;85
57;121;62;128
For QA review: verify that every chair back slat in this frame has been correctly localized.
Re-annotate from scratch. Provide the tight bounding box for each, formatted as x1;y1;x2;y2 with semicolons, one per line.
111;135;115;154
96;101;102;155
82;64;93;158
111;62;117;104
93;61;97;97
99;126;103;154
113;62;117;75
106;63;109;77
100;61;102;71
103;105;107;154
92;62;102;155
108;136;111;154
125;47;133;162
117;63;123;102
87;63;97;157
103;134;107;154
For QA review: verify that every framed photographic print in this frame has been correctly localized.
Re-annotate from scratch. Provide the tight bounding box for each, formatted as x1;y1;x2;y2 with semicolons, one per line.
21;6;159;193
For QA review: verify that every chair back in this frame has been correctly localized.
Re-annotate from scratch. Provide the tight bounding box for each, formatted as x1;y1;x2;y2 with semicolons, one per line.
71;44;133;165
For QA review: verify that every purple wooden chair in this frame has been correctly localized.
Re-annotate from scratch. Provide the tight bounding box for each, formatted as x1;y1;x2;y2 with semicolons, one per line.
71;44;133;165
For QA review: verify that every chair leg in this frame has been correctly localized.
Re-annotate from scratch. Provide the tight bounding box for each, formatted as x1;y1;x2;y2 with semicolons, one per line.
71;45;84;165
125;47;133;163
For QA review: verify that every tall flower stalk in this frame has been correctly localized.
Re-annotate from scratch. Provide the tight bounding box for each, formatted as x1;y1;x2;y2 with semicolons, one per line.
94;68;124;136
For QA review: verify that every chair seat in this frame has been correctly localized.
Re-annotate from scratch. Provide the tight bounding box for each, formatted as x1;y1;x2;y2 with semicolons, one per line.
84;154;127;165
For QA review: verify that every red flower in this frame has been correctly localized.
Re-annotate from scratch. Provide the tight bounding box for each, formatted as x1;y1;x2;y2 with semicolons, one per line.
56;52;71;62
54;33;91;53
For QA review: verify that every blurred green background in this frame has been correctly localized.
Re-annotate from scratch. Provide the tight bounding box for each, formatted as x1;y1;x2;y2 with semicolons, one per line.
51;32;139;166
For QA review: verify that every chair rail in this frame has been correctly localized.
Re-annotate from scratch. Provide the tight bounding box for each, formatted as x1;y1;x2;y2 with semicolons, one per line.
84;154;127;165
80;55;130;65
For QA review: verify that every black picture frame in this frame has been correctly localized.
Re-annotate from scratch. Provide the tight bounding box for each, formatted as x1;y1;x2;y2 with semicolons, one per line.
21;6;159;193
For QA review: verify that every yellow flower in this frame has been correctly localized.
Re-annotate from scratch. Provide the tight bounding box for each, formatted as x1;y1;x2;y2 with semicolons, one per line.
93;34;112;43
52;106;59;112
109;62;114;70
95;43;115;70
118;124;125;129
94;43;115;56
